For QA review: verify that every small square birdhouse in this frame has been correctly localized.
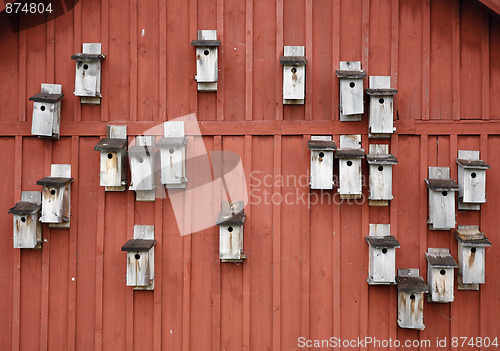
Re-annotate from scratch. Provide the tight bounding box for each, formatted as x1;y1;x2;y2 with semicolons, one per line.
121;225;156;290
308;136;336;190
366;144;397;206
335;135;364;199
30;83;64;139
129;136;156;202
158;121;187;189
191;30;220;92
456;150;490;210
8;191;42;249
71;43;105;104
365;76;397;138
94;125;128;191
396;269;428;330
365;224;400;285
425;248;458;303
280;46;306;104
425;167;458;230
336;61;366;121
216;201;246;263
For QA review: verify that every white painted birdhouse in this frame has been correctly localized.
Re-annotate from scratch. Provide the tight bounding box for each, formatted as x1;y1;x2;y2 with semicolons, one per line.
366;76;397;138
425;167;458;230
158;121;187;189
94;125;128;191
71;43;105;104
8;191;42;249
396;268;428;330
456;150;490;210
308;136;336;190
425;248;458;303
216;201;246;263
129;136;156;201
30;83;64;139
366;144;397;206
280;46;306;104
335;135;364;199
191;30;219;91
121;225;155;290
365;224;400;285
336;61;366;121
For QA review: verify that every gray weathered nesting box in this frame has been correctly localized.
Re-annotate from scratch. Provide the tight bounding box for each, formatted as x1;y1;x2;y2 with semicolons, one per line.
191;30;220;92
426;248;458;303
335;135;364;199
396;269;428;330
455;225;491;289
216;201;246;263
425;167;458;230
365;224;400;285
280;46;306;105
308;136;336;190
129;136;156;202
71;43;105;104
30;83;64;139
366;144;397;206
94;125;128;191
456;150;490;210
158;121;187;189
8;191;42;249
365;76;397;138
336;61;366;121
37;164;73;228
121;225;155;290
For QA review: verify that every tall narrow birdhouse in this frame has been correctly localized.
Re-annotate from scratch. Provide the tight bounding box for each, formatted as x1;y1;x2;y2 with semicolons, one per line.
396;269;428;330
37;164;73;228
158;121;187;189
308;136;336;190
216;201;246;263
365;224;400;285
335;135;364;199
191;30;219;92
8;191;42;249
94;125;128;191
425;167;458;230
121;225;155;290
425;248;458;303
336;61;366;121
129;136;156;202
30;83;64;139
366;76;397;138
366;144;397;206
71;43;105;104
456;150;490;210
455;225;491;289
280;46;306;104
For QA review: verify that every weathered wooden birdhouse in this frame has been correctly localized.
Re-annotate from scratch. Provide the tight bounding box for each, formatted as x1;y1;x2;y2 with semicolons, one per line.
425;167;458;230
425;248;458;303
456;150;490;210
308;136;336;190
36;164;73;228
8;191;42;249
94;125;128;191
121;225;156;290
396;268;428;330
71;43;105;104
336;61;366;121
365;224;400;285
129;136;156;202
191;30;220;92
158;121;187;189
365;76;397;138
280;46;306;104
455;225;491;289
29;83;64;139
216;201;246;262
335;135;364;199
366;144;397;206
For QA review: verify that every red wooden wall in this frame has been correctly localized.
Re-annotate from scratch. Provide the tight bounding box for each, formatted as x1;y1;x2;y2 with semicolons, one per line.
1;0;500;350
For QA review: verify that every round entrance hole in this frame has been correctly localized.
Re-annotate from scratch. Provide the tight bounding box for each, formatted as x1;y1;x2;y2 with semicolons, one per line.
204;49;210;56
382;248;388;254
138;157;144;164
442;191;448;197
83;64;89;70
135;253;141;260
347;160;353;167
40;105;46;112
410;294;416;300
107;153;113;159
291;67;297;74
471;172;477;178
319;152;325;158
169;148;174;155
378;166;384;172
228;226;234;232
379;98;384;104
349;82;355;88
471;247;476;254
21;217;26;223
440;269;446;276
50;189;56;196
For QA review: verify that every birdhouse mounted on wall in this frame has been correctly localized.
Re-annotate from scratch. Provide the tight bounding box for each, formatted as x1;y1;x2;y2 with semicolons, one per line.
37;164;73;228
396;269;428;330
365;76;397;138
280;46;306;104
336;61;366;121
8;191;42;249
455;225;491;290
425;248;458;303
308;136;336;190
129;136;156;202
191;30;220;92
30;83;64;139
158;121;187;189
425;167;458;230
94;125;128;191
216;201;246;263
121;225;156;290
456;150;490;210
366;144;397;206
365;224;400;285
71;43;105;104
335;135;364;199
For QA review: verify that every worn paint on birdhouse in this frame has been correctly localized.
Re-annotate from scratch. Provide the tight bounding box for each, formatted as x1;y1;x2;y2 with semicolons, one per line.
129;136;156;201
336;61;366;121
192;30;219;91
158;121;187;188
8;191;42;249
425;167;458;230
336;135;364;199
456;150;490;210
94;125;128;191
280;46;306;104
121;225;156;290
366;76;397;138
426;248;458;303
30;83;64;139
366;144;397;206
365;224;400;285
71;43;105;104
396;269;427;330
308;136;336;190
216;201;246;262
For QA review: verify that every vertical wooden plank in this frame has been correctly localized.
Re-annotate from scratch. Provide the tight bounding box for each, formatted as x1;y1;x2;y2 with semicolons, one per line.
332;138;341;351
360;135;368;351
452;0;460;121
125;190;134;351
422;0;430;120
419;134;428;351
94;184;105;351
304;0;313;120
300;135;310;340
216;0;224;121
245;0;253;121
73;0;82;122
479;133;488;351
361;0;370;72
153;198;163;351
212;135;222;351
159;0;167;121
275;0;284;121
332;0;340;121
182;144;193;351
482;11;490;120
389;134;398;351
242;136;252;350
390;0;398;95
449;134;458;351
130;0;138;122
12;136;22;351
272;135;281;351
18;30;27;122
101;0;110;122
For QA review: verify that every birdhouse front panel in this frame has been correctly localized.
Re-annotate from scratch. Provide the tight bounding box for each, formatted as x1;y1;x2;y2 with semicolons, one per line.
72;43;105;103
192;30;219;91
456;151;490;209
366;145;397;202
426;248;458;303
366;76;397;137
365;224;399;285
336;135;364;198
122;226;156;289
159;121;187;188
216;201;246;262
455;226;491;285
9;192;42;249
336;61;366;120
37;164;73;227
425;167;458;230
126;251;151;287
30;83;63;139
129;136;155;192
396;269;427;330
281;46;306;104
308;136;336;190
94;126;128;190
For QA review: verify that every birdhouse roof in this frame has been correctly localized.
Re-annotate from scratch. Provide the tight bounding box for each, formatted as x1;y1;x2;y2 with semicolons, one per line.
121;239;156;252
366;154;398;165
456;158;490;169
94;138;128;152
335;148;365;159
8;201;41;215
36;177;73;187
425;178;459;191
365;236;400;249
307;140;337;151
29;92;64;103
